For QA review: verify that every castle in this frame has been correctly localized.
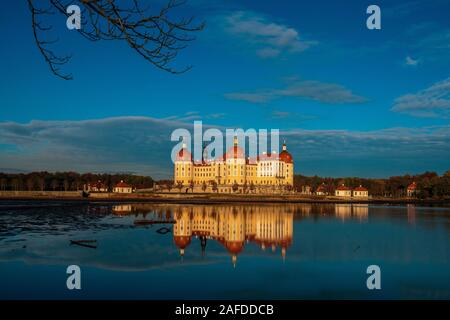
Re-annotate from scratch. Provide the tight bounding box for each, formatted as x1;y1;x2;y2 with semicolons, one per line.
173;136;294;193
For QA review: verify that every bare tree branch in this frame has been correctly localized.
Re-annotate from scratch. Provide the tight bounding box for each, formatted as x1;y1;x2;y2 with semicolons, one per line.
27;0;205;79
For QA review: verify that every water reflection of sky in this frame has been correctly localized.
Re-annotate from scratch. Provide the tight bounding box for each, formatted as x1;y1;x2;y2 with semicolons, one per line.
0;203;449;299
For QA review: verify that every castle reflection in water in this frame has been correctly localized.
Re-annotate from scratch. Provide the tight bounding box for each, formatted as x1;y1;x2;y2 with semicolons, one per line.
112;203;369;267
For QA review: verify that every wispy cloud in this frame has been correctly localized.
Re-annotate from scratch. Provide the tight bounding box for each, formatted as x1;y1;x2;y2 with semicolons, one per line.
405;56;419;66
225;79;368;105
271;110;316;122
1;117;449;178
224;92;273;104
0;117;183;178
223;11;317;58
391;77;450;117
163;111;226;122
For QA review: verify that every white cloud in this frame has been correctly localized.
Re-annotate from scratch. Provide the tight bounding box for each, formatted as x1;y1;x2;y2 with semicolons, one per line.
1;117;449;178
224;11;316;58
391;77;450;117
225;79;367;104
405;56;419;66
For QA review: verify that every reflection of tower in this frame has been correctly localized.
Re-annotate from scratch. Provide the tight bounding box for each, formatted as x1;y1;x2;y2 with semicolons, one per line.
200;236;207;257
173;207;192;258
224;210;245;268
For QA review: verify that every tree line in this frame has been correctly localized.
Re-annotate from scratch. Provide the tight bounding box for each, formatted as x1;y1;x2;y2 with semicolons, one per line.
294;170;450;199
0;172;154;192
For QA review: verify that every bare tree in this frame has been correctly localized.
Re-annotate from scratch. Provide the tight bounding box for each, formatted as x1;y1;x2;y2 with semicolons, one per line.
26;177;35;191
63;179;70;191
0;178;7;191
11;178;20;191
38;177;45;191
27;0;205;79
51;179;59;191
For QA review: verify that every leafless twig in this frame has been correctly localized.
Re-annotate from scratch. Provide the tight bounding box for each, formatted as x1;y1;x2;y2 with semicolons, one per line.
27;0;205;79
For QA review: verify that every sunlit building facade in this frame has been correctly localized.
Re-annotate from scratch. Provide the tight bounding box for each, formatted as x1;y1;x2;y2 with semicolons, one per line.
173;136;294;193
173;205;294;267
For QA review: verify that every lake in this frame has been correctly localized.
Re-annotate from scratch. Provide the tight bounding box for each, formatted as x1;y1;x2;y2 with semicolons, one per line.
0;201;449;299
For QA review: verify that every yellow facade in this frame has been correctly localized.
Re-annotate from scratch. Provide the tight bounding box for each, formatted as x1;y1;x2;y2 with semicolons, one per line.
172;205;294;266
174;137;294;191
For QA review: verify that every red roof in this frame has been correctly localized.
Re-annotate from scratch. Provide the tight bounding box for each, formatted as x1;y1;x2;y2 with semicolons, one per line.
89;181;106;189
174;235;191;249
279;150;293;163
354;185;368;191
224;241;244;254
316;184;327;192
407;182;417;190
176;147;192;161
258;152;278;161
115;181;131;188
336;185;351;191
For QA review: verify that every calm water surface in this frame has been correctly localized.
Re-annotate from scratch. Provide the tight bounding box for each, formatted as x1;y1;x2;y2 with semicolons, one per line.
0;202;449;299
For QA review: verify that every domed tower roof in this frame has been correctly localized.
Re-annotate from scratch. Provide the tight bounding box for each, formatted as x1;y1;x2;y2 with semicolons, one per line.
224;240;244;268
279;141;293;163
176;143;192;162
174;235;191;249
225;240;244;255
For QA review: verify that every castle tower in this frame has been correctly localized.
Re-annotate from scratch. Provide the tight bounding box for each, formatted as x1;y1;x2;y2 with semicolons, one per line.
173;207;192;257
174;143;194;186
279;140;294;187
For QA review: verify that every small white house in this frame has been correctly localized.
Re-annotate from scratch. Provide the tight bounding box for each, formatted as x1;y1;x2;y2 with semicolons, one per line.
335;184;352;197
352;185;369;197
407;182;417;197
113;180;133;193
315;183;327;196
85;180;108;192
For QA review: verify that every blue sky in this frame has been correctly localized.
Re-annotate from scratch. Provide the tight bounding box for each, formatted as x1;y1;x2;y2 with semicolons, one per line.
0;0;449;179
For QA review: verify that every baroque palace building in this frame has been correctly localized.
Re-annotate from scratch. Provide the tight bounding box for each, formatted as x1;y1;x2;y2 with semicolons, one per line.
173;136;294;193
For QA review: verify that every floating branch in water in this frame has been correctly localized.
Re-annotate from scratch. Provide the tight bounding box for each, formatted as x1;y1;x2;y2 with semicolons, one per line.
156;227;171;234
70;239;97;249
134;219;176;226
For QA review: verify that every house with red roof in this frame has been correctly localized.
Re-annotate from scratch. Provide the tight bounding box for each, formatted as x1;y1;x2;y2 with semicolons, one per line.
407;182;417;197
335;184;352;197
113;180;133;193
353;185;369;198
85;180;108;192
315;183;328;196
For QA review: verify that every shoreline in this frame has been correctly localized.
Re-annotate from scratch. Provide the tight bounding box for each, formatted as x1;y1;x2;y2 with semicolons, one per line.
0;191;449;205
